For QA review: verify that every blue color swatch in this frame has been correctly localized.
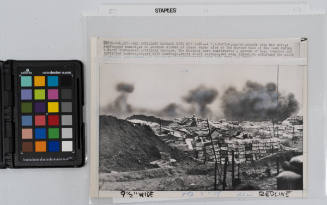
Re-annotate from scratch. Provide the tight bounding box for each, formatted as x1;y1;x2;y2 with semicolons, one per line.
48;141;60;152
35;128;46;139
47;76;58;87
21;89;32;100
22;116;32;126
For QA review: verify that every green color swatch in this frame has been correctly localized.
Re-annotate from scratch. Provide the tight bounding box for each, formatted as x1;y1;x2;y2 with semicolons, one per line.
48;128;59;139
34;89;45;100
21;102;32;113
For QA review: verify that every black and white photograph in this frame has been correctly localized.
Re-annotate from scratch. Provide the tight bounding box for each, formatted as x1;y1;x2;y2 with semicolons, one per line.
97;63;305;192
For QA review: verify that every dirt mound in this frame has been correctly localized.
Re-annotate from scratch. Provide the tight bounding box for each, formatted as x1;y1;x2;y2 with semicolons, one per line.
126;114;172;126
100;115;180;172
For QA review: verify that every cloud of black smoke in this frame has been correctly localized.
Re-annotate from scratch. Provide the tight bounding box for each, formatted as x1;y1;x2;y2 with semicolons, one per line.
159;103;187;118
183;85;219;118
116;82;134;93
105;82;135;116
221;81;299;122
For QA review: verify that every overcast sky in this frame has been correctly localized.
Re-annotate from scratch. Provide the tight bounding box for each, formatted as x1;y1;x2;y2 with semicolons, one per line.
99;63;304;116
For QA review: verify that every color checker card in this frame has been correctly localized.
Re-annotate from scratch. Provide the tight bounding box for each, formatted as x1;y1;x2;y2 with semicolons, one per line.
0;60;84;168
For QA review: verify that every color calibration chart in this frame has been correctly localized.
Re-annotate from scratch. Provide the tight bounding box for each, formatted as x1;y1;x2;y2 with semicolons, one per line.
20;74;74;153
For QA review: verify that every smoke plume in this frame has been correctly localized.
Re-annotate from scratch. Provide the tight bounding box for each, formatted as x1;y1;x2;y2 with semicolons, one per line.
159;103;187;118
116;82;134;93
105;82;135;116
221;81;299;122
183;85;218;118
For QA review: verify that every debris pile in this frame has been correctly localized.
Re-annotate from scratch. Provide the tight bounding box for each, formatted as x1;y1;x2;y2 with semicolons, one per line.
128;115;303;165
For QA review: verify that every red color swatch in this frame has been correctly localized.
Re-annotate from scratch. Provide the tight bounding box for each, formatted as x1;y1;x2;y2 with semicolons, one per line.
35;115;46;126
48;115;59;126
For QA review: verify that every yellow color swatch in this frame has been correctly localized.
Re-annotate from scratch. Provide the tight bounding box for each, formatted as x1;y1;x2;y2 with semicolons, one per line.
48;102;59;113
35;141;46;152
34;76;45;87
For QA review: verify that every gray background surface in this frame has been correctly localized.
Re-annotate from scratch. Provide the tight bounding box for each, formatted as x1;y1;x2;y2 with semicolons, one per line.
1;0;327;205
